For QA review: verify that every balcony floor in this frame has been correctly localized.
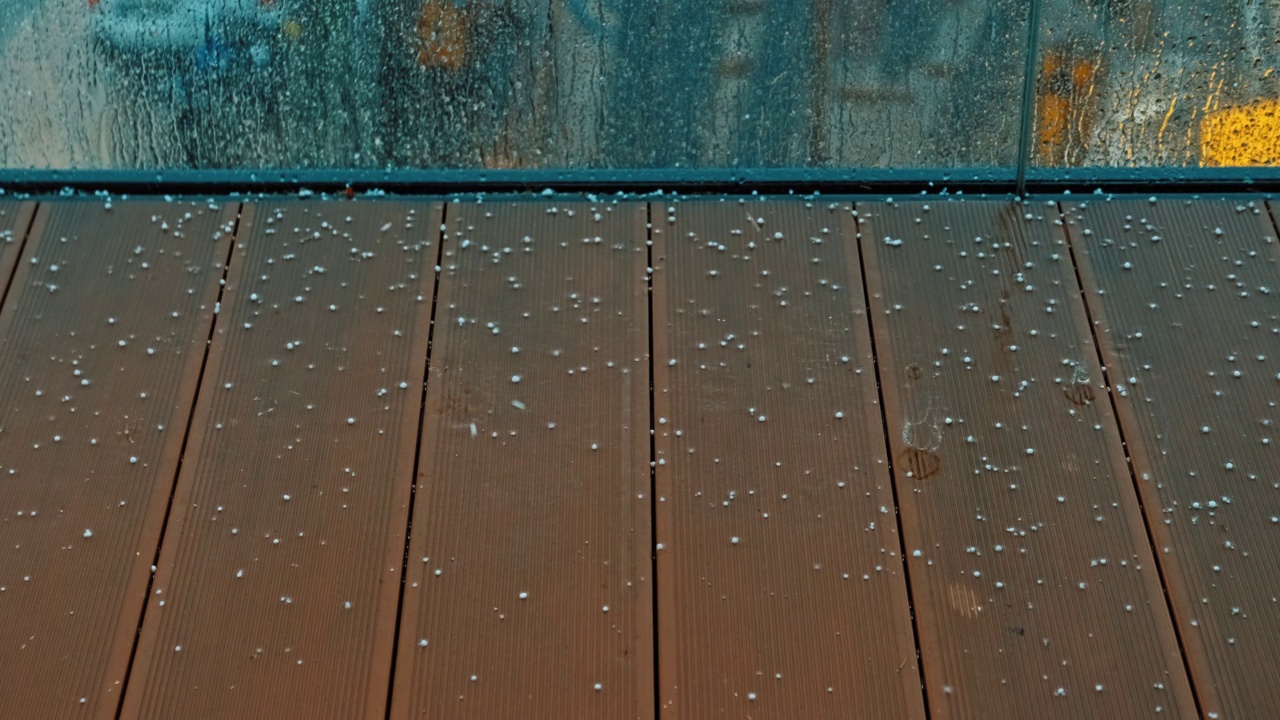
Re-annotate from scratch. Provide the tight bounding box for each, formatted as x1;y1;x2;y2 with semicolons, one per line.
0;193;1276;719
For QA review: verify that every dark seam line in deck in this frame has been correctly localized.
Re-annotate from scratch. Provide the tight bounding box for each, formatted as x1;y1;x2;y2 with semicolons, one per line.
1054;200;1205;719
1266;199;1280;246
384;202;449;719
646;202;661;719
851;201;931;718
0;202;39;316
113;201;246;720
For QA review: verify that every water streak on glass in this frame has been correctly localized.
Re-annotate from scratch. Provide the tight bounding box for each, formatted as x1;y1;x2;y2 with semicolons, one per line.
0;0;1026;170
1032;0;1280;167
0;0;1274;170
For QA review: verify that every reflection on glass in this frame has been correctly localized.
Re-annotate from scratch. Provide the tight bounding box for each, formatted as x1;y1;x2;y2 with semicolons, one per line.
1033;0;1280;167
0;0;1274;171
0;0;1028;170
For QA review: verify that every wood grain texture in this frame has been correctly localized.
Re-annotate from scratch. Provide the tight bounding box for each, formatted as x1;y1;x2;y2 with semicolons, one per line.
651;199;925;719
858;199;1195;719
0;199;236;718
11;193;1280;719
390;200;653;719
1064;196;1280;719
121;200;439;719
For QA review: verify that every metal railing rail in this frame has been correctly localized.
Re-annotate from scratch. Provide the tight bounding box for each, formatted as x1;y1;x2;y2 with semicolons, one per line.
2;166;1278;197
1015;0;1045;196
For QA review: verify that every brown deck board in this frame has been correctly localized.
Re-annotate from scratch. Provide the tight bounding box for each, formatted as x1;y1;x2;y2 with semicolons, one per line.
0;199;236;718
120;200;439;719
650;199;926;718
9;192;1280;718
0;201;36;307
1063;197;1280;719
857;199;1196;719
390;200;652;719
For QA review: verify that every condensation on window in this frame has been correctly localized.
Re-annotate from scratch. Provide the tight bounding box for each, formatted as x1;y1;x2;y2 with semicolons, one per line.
1032;0;1280;167
0;0;1274;171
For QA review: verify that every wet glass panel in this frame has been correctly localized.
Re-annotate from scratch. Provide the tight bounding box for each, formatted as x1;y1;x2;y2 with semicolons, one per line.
0;0;1028;171
1032;0;1280;167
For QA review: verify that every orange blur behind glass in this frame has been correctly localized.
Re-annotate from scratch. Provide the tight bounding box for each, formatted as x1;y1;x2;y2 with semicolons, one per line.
417;0;469;70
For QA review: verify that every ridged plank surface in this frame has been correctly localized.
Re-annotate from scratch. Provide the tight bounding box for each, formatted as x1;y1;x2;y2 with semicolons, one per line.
858;199;1195;719
1064;197;1280;719
0;199;235;718
0;201;36;305
121;201;439;719
391;201;653;719
651;200;926;718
